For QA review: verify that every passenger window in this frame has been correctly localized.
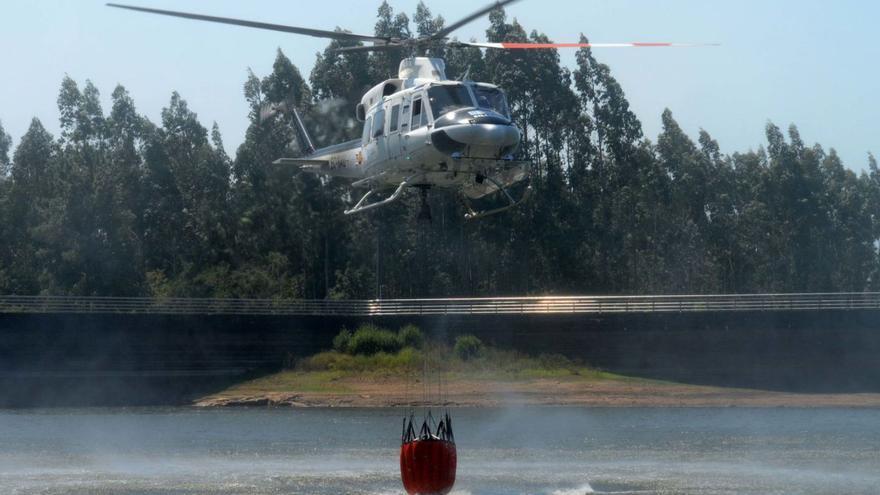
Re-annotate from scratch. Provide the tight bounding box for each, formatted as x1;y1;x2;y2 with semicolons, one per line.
362;116;372;144
390;104;400;133
411;99;423;129
372;108;385;138
400;105;410;130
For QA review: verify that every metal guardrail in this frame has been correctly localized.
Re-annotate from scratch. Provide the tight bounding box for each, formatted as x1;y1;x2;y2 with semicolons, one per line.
1;293;879;316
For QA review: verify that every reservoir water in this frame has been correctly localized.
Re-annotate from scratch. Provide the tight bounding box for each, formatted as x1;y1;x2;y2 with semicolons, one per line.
1;407;878;494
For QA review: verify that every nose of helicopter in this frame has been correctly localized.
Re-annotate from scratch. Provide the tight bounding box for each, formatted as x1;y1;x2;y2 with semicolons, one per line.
430;108;520;158
431;122;520;158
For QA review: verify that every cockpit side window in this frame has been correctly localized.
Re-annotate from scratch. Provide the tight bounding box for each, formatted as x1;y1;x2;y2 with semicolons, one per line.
473;86;510;118
427;85;474;118
362;116;372;144
372;108;385;138
411;98;423;129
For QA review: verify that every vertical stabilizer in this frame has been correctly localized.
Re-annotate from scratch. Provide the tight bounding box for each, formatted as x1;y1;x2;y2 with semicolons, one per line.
259;100;317;156
290;106;316;156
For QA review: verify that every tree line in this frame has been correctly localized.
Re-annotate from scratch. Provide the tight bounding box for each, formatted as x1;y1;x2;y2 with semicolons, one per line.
1;2;878;299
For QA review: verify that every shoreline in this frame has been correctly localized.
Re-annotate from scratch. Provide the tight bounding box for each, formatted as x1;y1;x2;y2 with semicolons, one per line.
194;372;880;408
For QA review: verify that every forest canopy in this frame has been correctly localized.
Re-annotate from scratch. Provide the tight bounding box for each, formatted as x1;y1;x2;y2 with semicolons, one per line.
1;1;878;299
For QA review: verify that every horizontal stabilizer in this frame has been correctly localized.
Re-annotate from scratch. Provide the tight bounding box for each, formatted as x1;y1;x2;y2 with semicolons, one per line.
273;158;329;167
272;157;362;178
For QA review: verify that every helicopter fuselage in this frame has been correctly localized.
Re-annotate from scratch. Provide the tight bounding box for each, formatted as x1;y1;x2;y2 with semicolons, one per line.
274;57;531;217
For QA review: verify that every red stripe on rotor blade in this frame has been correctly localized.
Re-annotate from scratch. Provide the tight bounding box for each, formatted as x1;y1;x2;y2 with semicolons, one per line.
497;42;681;49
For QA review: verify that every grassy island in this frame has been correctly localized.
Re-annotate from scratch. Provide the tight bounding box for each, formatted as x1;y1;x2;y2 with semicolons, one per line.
195;324;880;408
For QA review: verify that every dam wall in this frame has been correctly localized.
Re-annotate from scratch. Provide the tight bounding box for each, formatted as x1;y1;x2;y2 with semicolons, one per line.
1;294;879;406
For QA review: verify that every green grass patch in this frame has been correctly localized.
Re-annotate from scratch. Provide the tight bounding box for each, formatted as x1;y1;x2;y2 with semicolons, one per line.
294;340;610;382
222;370;352;394
298;347;424;374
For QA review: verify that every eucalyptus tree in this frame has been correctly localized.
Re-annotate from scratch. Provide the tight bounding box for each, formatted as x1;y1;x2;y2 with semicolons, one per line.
729;148;773;291
369;1;410;82
413;1;446;59
0;120;11;290
572;37;645;291
8;118;57;293
865;153;880;289
762;123;826;291
697;129;740;292
818;149;874;290
0;120;11;177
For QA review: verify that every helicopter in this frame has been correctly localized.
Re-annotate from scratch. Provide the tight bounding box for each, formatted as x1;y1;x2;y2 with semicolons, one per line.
107;1;714;221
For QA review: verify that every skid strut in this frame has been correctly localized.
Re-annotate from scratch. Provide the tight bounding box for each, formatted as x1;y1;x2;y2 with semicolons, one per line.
461;176;532;220
344;176;414;215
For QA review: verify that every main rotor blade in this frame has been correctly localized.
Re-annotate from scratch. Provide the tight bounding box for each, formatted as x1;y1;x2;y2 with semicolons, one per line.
331;44;404;54
106;3;390;43
432;0;520;41
457;41;720;49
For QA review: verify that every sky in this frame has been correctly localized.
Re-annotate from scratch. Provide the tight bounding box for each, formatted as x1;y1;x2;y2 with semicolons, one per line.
1;0;877;170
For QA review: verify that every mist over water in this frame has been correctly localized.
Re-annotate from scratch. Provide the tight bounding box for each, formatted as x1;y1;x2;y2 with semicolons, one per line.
1;407;878;494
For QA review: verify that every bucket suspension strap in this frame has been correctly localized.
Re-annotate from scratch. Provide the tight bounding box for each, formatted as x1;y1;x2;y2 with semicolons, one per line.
444;412;454;443
435;412;454;442
419;418;432;440
402;413;417;444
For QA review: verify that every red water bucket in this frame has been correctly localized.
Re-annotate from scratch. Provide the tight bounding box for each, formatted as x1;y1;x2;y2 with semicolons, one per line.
399;438;457;495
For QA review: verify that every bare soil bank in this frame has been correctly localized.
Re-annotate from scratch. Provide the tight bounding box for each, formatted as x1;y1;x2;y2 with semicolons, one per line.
194;372;880;408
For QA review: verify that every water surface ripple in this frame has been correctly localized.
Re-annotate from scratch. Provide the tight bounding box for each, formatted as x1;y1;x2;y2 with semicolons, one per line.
1;407;877;494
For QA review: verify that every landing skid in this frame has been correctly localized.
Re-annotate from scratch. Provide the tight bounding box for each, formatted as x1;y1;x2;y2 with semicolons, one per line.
344;175;531;221
344;176;413;215
461;176;532;220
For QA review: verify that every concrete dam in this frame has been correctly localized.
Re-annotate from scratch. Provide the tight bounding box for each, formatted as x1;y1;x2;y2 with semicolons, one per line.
1;293;879;406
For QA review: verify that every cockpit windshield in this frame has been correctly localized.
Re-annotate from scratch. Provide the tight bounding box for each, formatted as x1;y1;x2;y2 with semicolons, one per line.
473;85;510;118
427;85;474;118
